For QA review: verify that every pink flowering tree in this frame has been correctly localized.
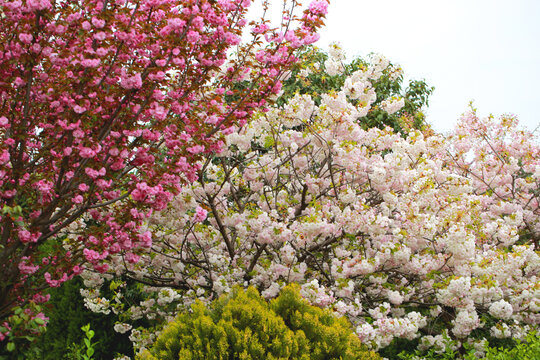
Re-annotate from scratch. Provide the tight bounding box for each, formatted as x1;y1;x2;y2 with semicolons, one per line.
0;0;329;344
80;51;539;355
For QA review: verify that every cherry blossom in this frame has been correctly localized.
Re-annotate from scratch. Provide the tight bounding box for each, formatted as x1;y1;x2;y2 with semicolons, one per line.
80;47;539;354
0;0;328;340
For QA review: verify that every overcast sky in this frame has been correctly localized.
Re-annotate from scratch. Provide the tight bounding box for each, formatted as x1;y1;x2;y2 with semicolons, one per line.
315;0;540;134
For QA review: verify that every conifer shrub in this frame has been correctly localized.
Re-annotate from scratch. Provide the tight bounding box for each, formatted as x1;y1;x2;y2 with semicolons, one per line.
139;285;380;360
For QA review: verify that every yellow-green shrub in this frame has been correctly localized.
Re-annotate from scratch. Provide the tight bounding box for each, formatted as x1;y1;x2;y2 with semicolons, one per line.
139;285;380;360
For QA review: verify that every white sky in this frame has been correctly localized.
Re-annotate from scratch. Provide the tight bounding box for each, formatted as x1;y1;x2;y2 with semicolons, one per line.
316;0;540;134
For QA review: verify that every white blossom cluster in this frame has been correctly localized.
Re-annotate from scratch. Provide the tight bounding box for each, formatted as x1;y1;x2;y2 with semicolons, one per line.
324;42;346;76
78;45;540;355
380;96;405;114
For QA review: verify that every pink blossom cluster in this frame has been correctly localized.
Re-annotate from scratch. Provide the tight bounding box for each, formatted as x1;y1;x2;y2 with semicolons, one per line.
0;0;329;336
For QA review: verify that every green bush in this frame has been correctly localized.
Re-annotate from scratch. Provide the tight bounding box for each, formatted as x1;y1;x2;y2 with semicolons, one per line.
482;332;540;360
139;285;380;360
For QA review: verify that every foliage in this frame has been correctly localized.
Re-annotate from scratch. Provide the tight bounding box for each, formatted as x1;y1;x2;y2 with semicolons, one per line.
79;324;96;360
139;285;380;360
0;302;46;359
394;331;540;360
20;277;134;359
0;0;328;344
482;331;540;359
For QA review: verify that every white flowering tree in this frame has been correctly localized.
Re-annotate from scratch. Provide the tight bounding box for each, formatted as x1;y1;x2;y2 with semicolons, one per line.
277;43;434;133
78;48;539;355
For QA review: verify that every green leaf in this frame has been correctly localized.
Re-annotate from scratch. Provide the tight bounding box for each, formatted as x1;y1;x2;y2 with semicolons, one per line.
109;280;120;291
263;136;274;148
6;342;15;352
